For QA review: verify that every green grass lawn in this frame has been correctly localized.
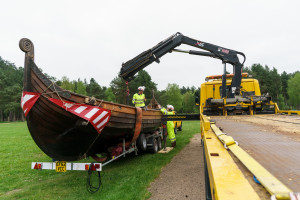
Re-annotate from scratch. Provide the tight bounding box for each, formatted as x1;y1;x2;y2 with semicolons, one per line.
0;121;200;200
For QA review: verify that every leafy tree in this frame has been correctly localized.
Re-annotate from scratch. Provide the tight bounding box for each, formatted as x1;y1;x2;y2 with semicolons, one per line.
281;71;292;107
193;87;201;113
75;79;87;95
86;78;106;99
245;64;284;103
182;91;195;113
155;90;168;106
155;90;167;108
190;86;196;94
287;72;300;109
110;76;127;104
268;68;282;102
2;85;22;121
0;56;24;121
105;87;116;102
55;80;62;86
163;83;183;112
60;76;75;92
277;94;286;110
248;64;270;94
180;86;187;95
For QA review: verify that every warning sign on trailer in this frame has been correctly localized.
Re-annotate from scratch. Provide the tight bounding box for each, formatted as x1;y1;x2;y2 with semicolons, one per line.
56;161;66;172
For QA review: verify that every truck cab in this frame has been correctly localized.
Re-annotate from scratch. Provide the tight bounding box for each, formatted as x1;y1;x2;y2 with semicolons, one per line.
200;73;267;115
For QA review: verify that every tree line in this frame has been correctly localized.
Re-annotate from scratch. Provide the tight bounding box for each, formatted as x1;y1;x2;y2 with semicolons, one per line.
0;56;299;122
0;56;199;122
243;64;300;110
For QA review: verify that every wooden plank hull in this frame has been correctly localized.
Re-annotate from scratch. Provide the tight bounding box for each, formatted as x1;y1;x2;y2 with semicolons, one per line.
20;39;162;161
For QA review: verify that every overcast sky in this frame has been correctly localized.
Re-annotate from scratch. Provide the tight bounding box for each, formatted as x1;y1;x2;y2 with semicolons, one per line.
1;0;299;90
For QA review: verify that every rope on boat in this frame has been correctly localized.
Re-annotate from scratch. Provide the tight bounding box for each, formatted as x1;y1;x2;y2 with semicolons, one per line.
41;90;70;95
83;131;102;160
52;82;67;108
41;81;110;161
97;99;103;107
41;81;56;97
41;80;80;111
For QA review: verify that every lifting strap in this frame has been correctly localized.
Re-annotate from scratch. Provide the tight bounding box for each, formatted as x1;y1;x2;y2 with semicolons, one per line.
131;107;142;143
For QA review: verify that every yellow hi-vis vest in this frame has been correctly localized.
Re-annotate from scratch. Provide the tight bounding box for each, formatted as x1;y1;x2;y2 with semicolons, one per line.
132;93;146;107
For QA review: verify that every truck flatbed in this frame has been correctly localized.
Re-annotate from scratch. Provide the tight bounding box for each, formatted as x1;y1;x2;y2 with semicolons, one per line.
212;114;300;191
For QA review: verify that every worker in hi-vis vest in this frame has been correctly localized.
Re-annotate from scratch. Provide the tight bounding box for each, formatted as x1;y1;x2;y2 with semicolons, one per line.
161;105;176;147
132;86;146;108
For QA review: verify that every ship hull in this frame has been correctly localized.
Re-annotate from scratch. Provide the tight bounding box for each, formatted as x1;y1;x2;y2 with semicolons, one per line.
20;38;162;161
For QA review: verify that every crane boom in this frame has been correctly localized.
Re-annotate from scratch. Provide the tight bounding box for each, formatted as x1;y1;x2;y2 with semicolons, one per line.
120;32;246;98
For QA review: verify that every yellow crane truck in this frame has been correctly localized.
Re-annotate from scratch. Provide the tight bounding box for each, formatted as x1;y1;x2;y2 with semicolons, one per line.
119;32;278;117
200;73;276;115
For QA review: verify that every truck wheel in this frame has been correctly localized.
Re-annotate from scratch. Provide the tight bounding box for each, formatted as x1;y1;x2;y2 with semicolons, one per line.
137;133;147;152
157;137;162;150
149;137;158;153
178;123;182;131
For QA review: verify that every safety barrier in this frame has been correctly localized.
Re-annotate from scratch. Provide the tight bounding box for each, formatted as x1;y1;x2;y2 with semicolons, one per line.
277;110;300;115
273;102;300;115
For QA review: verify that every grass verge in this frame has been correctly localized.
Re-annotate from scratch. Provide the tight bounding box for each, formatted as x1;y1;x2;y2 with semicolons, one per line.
0;121;200;200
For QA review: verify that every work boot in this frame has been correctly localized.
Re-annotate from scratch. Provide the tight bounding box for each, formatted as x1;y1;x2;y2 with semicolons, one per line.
171;141;176;147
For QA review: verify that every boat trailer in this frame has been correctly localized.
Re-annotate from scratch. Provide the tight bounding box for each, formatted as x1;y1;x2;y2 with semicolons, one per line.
31;130;163;193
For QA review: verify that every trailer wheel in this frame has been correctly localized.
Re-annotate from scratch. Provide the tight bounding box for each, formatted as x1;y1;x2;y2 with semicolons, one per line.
149;137;158;153
157;137;162;150
137;133;147;152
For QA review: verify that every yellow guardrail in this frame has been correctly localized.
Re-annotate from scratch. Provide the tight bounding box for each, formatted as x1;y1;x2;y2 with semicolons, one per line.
277;110;300;115
269;102;299;115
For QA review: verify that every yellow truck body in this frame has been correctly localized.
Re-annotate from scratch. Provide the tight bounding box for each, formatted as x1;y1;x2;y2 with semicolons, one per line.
200;78;263;114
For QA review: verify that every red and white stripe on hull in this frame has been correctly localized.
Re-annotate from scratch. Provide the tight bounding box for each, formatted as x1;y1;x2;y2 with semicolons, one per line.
21;91;41;117
49;98;111;134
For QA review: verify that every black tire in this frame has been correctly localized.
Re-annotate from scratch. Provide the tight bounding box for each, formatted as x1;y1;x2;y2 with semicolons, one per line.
178;122;182;131
157;137;162;150
137;133;147;152
149;137;158;153
174;122;178;134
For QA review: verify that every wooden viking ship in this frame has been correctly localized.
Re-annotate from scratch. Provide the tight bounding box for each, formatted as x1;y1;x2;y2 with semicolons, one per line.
19;38;162;161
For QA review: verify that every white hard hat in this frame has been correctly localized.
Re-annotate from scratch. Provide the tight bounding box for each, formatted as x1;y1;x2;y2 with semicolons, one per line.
138;86;145;91
167;105;174;111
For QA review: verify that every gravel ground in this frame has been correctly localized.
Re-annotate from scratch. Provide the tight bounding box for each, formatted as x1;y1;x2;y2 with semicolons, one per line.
148;134;206;200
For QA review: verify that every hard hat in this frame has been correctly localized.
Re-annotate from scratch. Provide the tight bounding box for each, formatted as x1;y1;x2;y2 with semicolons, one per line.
167;105;174;111
138;86;145;91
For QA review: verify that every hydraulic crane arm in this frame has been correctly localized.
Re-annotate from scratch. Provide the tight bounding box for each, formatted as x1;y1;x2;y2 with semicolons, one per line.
120;32;246;98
